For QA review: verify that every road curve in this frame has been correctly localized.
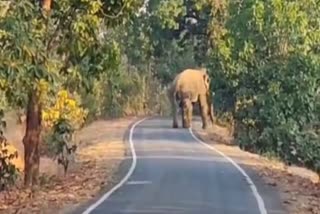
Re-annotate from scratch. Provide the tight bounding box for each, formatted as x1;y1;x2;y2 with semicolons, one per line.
82;117;286;214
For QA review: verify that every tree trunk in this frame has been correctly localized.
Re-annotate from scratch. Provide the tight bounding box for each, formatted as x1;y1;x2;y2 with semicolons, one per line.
23;92;42;187
41;0;52;11
21;0;51;187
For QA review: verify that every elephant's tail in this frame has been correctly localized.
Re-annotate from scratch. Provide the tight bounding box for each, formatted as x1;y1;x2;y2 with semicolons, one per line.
206;92;215;124
173;91;181;109
167;85;180;114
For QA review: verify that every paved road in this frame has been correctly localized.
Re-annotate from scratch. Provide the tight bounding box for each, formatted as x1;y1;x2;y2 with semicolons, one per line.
82;117;286;214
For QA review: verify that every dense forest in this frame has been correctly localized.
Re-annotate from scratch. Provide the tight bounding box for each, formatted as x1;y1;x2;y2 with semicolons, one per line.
1;0;320;191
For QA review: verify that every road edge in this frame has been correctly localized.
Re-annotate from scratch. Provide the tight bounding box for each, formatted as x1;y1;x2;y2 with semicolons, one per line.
80;117;148;214
189;128;268;214
65;117;147;214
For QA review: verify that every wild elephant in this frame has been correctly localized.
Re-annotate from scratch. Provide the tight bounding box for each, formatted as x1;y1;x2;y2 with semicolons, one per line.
167;68;215;129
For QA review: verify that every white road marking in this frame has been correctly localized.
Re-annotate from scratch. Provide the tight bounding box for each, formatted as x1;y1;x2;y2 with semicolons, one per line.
136;155;225;162
189;128;268;214
81;118;148;214
126;180;152;185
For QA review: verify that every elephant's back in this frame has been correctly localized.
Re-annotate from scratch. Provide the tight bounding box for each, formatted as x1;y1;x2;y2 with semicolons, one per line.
170;69;206;102
176;69;206;92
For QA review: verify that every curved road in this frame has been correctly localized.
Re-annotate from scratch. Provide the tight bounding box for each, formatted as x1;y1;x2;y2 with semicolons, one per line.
81;117;286;214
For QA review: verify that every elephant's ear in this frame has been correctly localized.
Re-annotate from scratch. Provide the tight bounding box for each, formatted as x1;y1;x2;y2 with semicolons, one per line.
203;73;210;91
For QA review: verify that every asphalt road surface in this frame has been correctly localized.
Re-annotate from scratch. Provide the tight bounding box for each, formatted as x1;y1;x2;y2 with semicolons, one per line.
81;117;286;214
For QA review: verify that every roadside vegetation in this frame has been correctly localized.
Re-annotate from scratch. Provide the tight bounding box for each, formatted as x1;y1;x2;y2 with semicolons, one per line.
128;0;320;181
0;0;169;191
0;0;319;213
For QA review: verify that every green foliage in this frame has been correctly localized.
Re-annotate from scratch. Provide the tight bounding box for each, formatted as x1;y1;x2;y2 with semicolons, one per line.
101;0;145;26
153;40;198;85
206;0;320;174
0;110;19;191
0;0;147;186
0;110;7;143
153;0;186;29
0;91;8;111
1;0;318;186
80;56;169;119
0;0;142;104
0;0;166;123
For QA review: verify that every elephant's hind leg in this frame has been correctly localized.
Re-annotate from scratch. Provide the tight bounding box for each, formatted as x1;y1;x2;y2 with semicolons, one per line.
168;89;179;128
199;95;209;129
182;98;193;129
172;96;179;128
172;106;179;128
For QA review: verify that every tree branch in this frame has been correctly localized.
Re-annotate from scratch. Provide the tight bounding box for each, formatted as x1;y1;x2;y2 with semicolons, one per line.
100;1;127;19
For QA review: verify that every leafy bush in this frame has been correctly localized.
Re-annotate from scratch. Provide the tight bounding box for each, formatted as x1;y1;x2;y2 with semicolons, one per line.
41;89;86;167
45;118;76;175
206;0;320;175
42;89;88;130
78;57;170;120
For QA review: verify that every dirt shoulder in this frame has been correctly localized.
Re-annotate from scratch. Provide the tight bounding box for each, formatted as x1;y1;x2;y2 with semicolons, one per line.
194;124;320;214
0;116;139;214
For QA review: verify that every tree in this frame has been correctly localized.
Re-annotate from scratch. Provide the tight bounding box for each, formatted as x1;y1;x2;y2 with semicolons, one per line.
121;0;211;85
0;0;143;186
205;0;320;174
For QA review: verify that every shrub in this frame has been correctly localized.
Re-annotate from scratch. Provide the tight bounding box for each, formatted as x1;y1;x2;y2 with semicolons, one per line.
207;0;320;175
0;110;19;191
42;89;88;130
41;89;86;170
